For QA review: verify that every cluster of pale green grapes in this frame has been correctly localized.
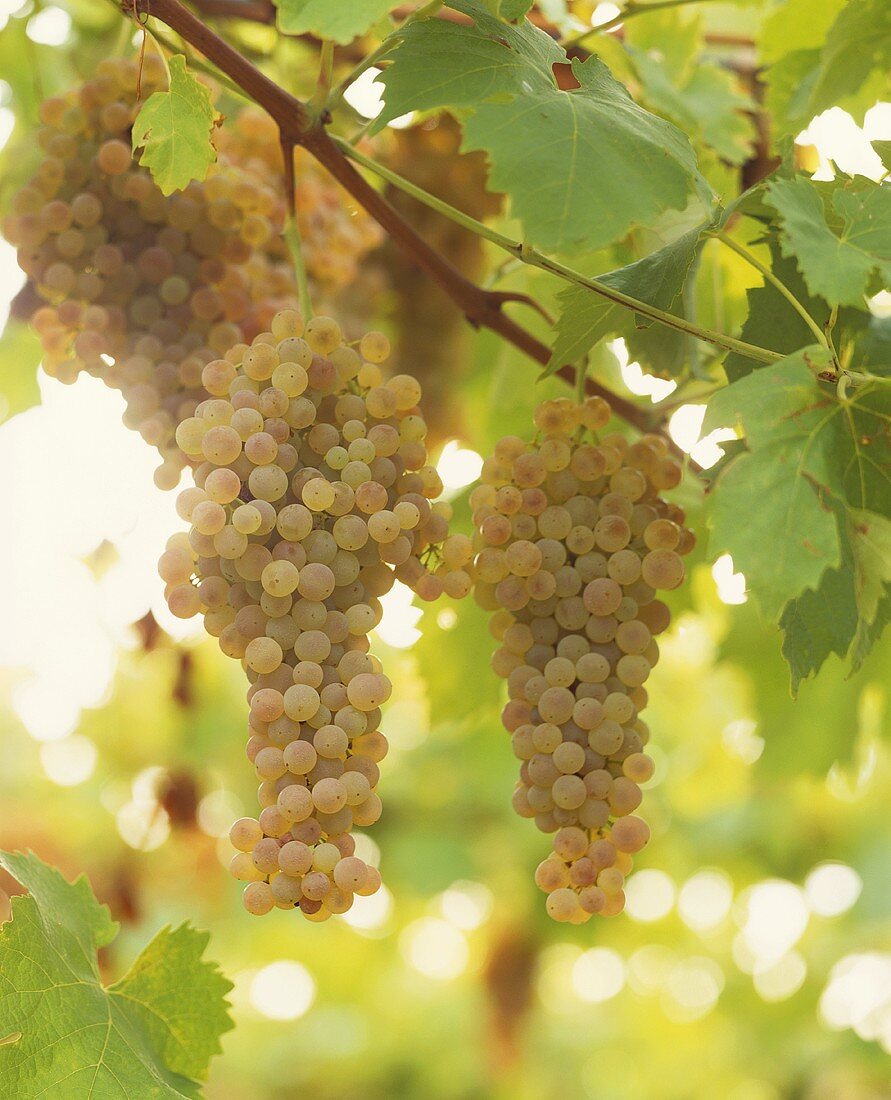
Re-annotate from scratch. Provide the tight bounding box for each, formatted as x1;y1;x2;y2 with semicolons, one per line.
473;396;692;922
158;307;472;919
216;108;384;295
3;65;383;489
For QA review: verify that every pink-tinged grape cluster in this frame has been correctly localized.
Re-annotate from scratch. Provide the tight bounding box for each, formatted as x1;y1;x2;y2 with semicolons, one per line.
2;56;291;488
3;69;382;490
158;308;471;919
473;397;693;922
216;108;384;295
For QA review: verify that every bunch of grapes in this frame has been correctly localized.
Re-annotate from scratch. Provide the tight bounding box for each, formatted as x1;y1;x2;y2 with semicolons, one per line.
3;66;385;489
158;307;471;919
2;56;295;487
473;396;692;923
216;108;384;295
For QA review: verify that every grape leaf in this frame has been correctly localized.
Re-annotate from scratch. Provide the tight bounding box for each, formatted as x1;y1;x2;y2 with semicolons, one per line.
805;0;891;119
548;224;706;374
852;590;891;672
765;175;891;308
780;554;859;693
849;509;891;627
132;56;220;196
873;140;891;173
704;346;891;620
0;320;41;423
723;234;869;383
374;0;707;252
0;850;232;1099
497;0;534;17
758;0;847;63
856;316;891;374
624;7;700;78
780;509;891;690
762;49;822;137
760;0;889;134
628;46;755;165
723;239;832;382
274;0;396;42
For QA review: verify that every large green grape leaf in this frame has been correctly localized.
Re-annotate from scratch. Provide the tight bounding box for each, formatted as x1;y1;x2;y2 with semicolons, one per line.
373;0;707;252
274;0;396;42
705;348;891;621
765;176;891;308
132;56;220;196
0;850;232;1099
548;224;706;374
0;320;42;423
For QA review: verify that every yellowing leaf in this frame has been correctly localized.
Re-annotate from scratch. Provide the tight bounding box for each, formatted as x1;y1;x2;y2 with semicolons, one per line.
132;56;220;196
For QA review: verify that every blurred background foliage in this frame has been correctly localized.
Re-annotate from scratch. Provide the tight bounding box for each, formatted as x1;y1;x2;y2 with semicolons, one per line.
1;0;890;1098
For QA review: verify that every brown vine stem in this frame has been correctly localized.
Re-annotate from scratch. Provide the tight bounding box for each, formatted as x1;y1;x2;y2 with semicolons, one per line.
125;0;657;433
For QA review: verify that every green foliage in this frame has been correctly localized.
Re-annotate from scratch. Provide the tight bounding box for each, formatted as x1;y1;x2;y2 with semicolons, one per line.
722;239;832;382
496;0;535;18
765;175;891;308
626;12;755;166
374;0;706;252
705;348;841;620
132;57;220;195
274;0;397;42
0;851;232;1099
2;4;891;1096
761;0;890;132
706;350;891;663
804;0;891;121
549;224;707;375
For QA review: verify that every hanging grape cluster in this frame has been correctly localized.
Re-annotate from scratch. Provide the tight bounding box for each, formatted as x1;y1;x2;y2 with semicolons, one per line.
159;307;472;918
473;396;692;923
215;108;383;298
2;61;383;489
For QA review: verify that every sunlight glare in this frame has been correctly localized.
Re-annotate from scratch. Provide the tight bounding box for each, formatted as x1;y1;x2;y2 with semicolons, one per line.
250;961;316;1020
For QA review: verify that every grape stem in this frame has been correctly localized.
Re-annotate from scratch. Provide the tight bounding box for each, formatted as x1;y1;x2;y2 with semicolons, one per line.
333;138;781;365
575;356;588;405
283;215;314;321
711;230;834;358
563;0;715;45
309;40;335;112
117;0;754;446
